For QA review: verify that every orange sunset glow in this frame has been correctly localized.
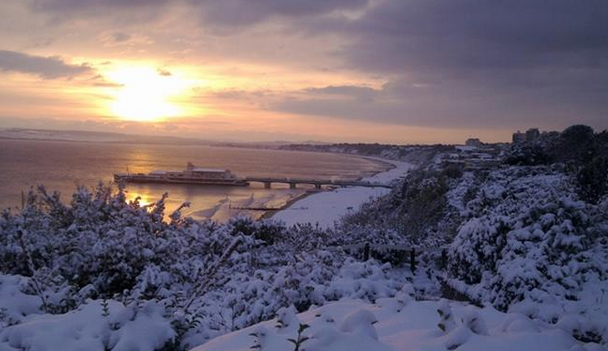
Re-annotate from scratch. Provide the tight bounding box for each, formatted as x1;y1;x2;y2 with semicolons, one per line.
1;0;607;143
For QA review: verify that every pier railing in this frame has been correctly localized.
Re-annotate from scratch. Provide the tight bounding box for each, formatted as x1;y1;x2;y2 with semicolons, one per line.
244;176;393;189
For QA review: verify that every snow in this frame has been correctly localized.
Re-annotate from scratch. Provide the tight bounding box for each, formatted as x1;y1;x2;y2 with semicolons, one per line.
0;275;43;326
0;300;175;351
455;145;478;151
192;298;603;351
445;166;608;343
271;187;389;228
272;159;415;228
1;155;607;351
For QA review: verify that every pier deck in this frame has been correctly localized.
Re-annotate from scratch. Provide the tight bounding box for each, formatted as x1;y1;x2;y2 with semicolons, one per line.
244;177;393;189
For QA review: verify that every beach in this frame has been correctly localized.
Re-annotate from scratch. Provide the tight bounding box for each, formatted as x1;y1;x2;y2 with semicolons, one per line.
271;158;415;228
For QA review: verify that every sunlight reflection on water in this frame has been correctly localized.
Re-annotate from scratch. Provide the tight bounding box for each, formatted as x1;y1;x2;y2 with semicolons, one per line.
0;139;388;222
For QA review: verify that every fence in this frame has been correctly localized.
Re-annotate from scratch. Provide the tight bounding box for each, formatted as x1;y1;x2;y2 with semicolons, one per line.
339;243;448;273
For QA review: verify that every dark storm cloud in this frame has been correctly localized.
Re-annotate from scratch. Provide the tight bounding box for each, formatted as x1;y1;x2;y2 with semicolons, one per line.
274;73;608;129
0;50;92;79
336;0;608;75
280;0;608;129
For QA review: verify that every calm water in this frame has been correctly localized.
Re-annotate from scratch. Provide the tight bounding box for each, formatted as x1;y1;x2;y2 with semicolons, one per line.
0;139;387;221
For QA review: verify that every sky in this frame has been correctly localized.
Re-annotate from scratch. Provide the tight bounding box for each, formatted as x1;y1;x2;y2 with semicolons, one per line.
0;0;607;144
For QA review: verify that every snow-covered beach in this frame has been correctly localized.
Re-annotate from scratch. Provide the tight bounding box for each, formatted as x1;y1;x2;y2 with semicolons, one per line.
272;158;415;228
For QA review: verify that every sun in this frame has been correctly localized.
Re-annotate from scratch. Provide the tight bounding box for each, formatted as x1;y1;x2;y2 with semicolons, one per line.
107;66;187;122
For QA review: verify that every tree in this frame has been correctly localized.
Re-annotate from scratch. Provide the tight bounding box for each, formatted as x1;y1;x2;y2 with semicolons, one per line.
553;125;596;164
577;155;608;204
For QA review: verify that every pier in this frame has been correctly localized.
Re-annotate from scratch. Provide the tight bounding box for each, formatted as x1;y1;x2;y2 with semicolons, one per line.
244;177;393;189
114;162;394;190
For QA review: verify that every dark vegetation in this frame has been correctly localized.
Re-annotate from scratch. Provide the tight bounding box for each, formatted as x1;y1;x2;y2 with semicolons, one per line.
504;125;608;203
279;143;454;163
337;164;465;249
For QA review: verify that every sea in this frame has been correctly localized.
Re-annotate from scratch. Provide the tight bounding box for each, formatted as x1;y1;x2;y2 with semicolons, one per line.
0;139;389;222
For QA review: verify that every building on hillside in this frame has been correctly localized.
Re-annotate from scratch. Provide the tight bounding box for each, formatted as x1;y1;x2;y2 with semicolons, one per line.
526;128;540;142
512;128;540;144
465;138;482;147
441;144;502;171
512;131;526;144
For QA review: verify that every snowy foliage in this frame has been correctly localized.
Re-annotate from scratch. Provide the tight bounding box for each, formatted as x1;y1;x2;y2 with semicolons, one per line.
2;128;607;350
0;185;412;350
446;166;608;342
337;166;464;247
337;153;607;344
504;125;608;203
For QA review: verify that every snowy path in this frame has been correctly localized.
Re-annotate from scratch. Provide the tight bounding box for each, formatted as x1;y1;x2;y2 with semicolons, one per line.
272;159;415;228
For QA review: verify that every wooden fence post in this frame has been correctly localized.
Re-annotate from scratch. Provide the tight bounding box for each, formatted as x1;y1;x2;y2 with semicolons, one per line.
363;243;370;261
441;249;448;270
410;248;416;273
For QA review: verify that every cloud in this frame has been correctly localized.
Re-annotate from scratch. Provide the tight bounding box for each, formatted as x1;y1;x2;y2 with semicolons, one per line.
334;0;608;76
31;0;369;30
0;50;93;79
303;85;378;102
288;0;608;130
98;32;154;47
18;0;608;133
272;78;608;130
157;67;172;76
31;0;169;13
87;74;124;88
192;0;368;30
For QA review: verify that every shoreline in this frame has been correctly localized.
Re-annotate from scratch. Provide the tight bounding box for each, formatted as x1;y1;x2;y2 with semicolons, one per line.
259;155;395;221
268;157;414;227
258;189;319;221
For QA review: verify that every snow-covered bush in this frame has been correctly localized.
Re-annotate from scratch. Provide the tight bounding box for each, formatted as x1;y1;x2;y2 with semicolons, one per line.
337;166;463;247
447;166;608;342
0;184;412;350
503;125;608;203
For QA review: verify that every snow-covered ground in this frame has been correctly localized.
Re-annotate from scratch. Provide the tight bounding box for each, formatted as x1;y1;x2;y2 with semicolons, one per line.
272;159;414;228
193;296;605;351
0;275;175;351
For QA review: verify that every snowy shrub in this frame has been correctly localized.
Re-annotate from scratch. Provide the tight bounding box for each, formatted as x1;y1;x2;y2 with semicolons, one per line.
338;166;463;247
436;299;456;333
504;143;553;166
0;184;414;350
576;155;608;204
447;166;608;340
504;125;608;204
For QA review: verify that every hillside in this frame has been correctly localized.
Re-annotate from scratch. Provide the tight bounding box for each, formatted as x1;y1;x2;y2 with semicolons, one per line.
0;125;606;350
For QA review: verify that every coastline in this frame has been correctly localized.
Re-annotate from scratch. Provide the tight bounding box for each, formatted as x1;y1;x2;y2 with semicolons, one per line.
254;154;394;221
257;155;393;221
268;157;414;228
258;189;319;221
